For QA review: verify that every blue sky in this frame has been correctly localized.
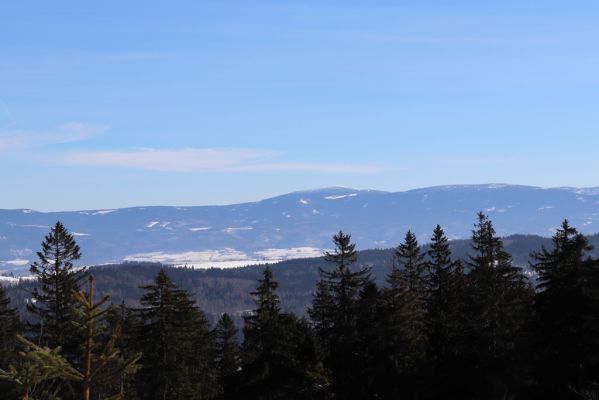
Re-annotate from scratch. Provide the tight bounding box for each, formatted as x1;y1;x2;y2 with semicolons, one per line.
2;1;599;211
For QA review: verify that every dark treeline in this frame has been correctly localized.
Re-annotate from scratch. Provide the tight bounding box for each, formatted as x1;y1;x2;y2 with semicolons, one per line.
1;214;599;399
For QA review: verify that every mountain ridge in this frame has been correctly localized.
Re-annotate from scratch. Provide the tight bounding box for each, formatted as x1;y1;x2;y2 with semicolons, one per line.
2;184;599;274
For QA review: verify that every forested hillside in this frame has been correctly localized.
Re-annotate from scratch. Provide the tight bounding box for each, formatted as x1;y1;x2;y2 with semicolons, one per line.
1;217;599;399
4;233;599;323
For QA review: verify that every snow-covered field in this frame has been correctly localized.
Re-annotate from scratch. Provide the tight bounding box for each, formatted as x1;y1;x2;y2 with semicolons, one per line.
123;247;323;269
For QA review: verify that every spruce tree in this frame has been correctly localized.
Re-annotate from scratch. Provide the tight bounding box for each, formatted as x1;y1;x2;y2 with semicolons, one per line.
466;212;532;400
309;231;370;399
424;225;468;399
28;221;85;354
134;269;217;400
379;230;428;398
531;220;599;399
233;267;324;400
72;275;140;400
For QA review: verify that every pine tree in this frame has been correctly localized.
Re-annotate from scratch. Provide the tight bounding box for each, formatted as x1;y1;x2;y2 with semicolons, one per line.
379;231;428;398
0;285;22;400
424;225;468;399
134;269;217;400
72;275;140;400
0;335;81;400
309;231;370;398
395;230;427;293
531;220;599;399
28;221;85;354
233;267;324;400
465;212;533;399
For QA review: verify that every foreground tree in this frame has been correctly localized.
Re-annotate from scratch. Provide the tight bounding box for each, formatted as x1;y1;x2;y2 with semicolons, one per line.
465;213;533;399
531;220;599;399
1;276;139;400
309;231;371;398
425;225;468;399
232;267;324;400
134;269;217;400
379;231;428;398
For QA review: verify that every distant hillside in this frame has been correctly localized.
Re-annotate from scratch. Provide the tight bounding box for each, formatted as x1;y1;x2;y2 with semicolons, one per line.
2;184;599;274
6;233;598;323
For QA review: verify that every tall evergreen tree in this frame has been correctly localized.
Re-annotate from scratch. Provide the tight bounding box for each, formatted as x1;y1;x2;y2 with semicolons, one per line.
134;269;217;400
233;267;323;400
466;213;532;399
379;230;428;398
0;285;22;400
425;225;468;399
395;230;427;293
28;221;85;354
309;231;371;398
531;220;599;399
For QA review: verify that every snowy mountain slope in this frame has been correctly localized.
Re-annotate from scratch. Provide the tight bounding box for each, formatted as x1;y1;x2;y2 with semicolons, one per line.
1;184;599;274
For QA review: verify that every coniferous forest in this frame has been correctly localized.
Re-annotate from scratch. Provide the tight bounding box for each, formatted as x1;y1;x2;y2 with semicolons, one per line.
1;214;599;400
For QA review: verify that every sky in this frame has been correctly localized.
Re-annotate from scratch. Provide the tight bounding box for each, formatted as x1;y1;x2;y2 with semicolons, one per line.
2;1;599;211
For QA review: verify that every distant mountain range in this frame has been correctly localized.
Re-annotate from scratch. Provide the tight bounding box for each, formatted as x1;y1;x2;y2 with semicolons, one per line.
1;184;599;274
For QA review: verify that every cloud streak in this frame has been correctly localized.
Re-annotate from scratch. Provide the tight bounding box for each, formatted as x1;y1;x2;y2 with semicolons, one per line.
0;122;108;153
57;148;383;174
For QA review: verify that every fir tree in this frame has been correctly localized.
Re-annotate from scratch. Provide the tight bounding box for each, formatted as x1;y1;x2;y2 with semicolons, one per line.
395;230;427;293
72;275;140;400
424;225;468;399
309;231;371;399
465;212;532;399
0;335;81;400
134;269;217;400
233;267;324;400
379;231;428;398
28;221;85;354
531;220;599;399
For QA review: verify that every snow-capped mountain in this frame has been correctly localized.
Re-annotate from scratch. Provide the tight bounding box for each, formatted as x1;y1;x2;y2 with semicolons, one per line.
1;184;599;274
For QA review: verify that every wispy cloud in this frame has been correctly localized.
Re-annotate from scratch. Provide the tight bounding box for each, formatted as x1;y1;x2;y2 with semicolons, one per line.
0;122;108;152
57;148;383;174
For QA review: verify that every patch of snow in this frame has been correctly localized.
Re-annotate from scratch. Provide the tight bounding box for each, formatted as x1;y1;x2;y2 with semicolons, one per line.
189;227;211;232
224;226;254;234
3;259;29;266
299;199;310;205
22;209;35;214
145;221;160;228
324;193;358;200
92;210;117;215
254;247;322;260
124;246;324;269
